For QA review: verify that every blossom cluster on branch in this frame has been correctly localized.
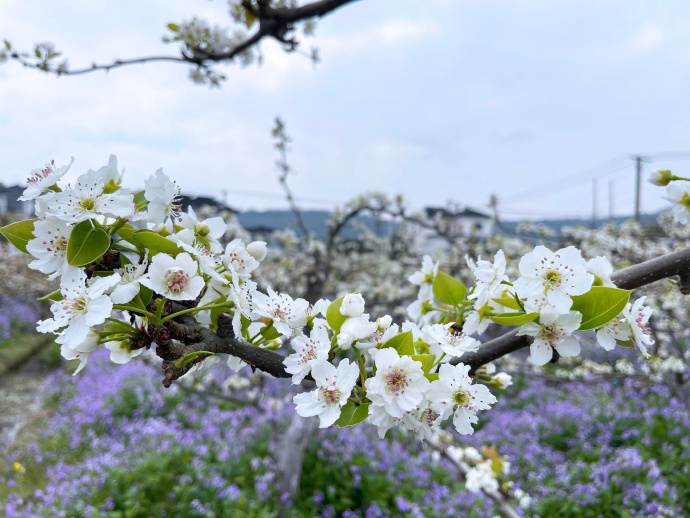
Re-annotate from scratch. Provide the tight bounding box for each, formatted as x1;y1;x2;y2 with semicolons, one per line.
0;155;670;445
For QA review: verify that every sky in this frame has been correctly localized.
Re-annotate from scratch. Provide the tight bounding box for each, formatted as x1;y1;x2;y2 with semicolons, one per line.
1;0;689;220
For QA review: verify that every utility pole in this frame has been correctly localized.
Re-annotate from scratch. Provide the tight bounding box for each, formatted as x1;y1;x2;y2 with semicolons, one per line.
592;178;598;229
631;155;647;222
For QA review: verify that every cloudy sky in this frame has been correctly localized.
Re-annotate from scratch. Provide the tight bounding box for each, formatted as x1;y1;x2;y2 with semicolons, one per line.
1;0;689;220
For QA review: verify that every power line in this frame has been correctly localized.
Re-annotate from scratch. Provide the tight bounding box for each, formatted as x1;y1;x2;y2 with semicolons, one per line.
502;156;630;204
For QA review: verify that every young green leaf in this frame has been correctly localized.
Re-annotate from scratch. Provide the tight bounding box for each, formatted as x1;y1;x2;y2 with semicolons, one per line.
491;297;522;311
411;354;436;373
37;289;62;302
66;220;111;266
490;312;539;326
571;287;632;331
326;296;347;334
335;402;370;428
433;271;466;306
382;331;414;356
173;351;214;369
127;229;181;255
0;218;38;254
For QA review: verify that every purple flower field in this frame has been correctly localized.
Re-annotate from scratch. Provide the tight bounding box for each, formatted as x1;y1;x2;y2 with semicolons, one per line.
2;347;689;518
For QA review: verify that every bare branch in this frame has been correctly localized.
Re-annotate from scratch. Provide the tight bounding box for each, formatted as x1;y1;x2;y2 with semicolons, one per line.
2;0;361;83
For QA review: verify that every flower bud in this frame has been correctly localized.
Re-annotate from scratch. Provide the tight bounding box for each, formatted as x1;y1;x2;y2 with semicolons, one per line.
340;293;365;317
246;241;268;261
491;372;513;389
337;333;352;350
377;315;392;331
648;169;674;186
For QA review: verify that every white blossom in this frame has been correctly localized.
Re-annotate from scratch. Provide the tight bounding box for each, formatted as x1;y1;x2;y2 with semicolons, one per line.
139;252;204;301
422;323;480;358
408;255;439;301
246;241;268;261
427;363;496;435
365;348;430;419
518;311;582;366
38;271;121;348
513;245;593;314
109;256;149;304
284;325;332;384
222;239;260;280
144;168;181;224
465;462;499;493
56;330;99;375
340;293;365;317
467;250;508;306
25;216;76;278
336;314;377;350
251;287;309;337
665;181;690;224
596;316;632;351
49;168;135;223
293;359;359;428
19;157;74;201
587;256;616;288
622;296;654;357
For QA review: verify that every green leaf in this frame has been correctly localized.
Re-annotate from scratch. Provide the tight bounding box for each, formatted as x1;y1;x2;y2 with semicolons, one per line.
571;287;632;331
326;296;347;334
137;285;153;308
433;271;466;306
618;339;636;351
491;297;522;311
37;289;62;302
66;220;111;266
335;402;370;428
245;11;256;28
0;218;38;253
174;351;214;369
132;190;147;208
490;312;539;326
167;23;180;32
115;224;136;239
260;324;281;340
411;354;435;373
425;373;439;382
382;331;414;356
126;229;182;255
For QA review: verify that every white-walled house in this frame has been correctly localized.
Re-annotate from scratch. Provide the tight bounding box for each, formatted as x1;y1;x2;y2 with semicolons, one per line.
412;206;494;252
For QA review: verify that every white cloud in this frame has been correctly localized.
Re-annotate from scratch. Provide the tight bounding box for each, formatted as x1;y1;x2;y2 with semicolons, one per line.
630;25;664;53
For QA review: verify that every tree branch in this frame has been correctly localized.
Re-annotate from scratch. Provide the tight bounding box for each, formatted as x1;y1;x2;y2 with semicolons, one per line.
3;0;361;82
456;246;690;372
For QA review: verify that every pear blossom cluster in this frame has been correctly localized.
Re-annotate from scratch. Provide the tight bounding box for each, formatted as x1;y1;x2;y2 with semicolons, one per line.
0;154;661;442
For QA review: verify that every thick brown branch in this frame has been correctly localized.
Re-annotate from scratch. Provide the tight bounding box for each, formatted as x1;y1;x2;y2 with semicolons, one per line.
457;246;690;372
158;247;690;385
160;314;291;386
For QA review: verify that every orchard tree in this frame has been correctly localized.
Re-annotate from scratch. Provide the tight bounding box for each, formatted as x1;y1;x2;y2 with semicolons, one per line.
1;159;690;517
3;3;690;514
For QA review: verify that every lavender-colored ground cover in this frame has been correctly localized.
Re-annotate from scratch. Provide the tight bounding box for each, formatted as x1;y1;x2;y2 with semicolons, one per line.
1;349;689;517
0;297;41;343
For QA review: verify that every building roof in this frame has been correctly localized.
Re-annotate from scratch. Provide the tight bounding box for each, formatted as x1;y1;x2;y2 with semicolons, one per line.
424;206;491;220
178;194;238;214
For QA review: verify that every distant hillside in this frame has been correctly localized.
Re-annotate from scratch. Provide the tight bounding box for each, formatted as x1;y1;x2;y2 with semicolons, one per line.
236;210;663;241
236;210;399;241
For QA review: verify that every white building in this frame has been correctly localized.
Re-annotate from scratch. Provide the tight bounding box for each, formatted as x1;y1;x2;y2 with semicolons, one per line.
412;206;494;252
